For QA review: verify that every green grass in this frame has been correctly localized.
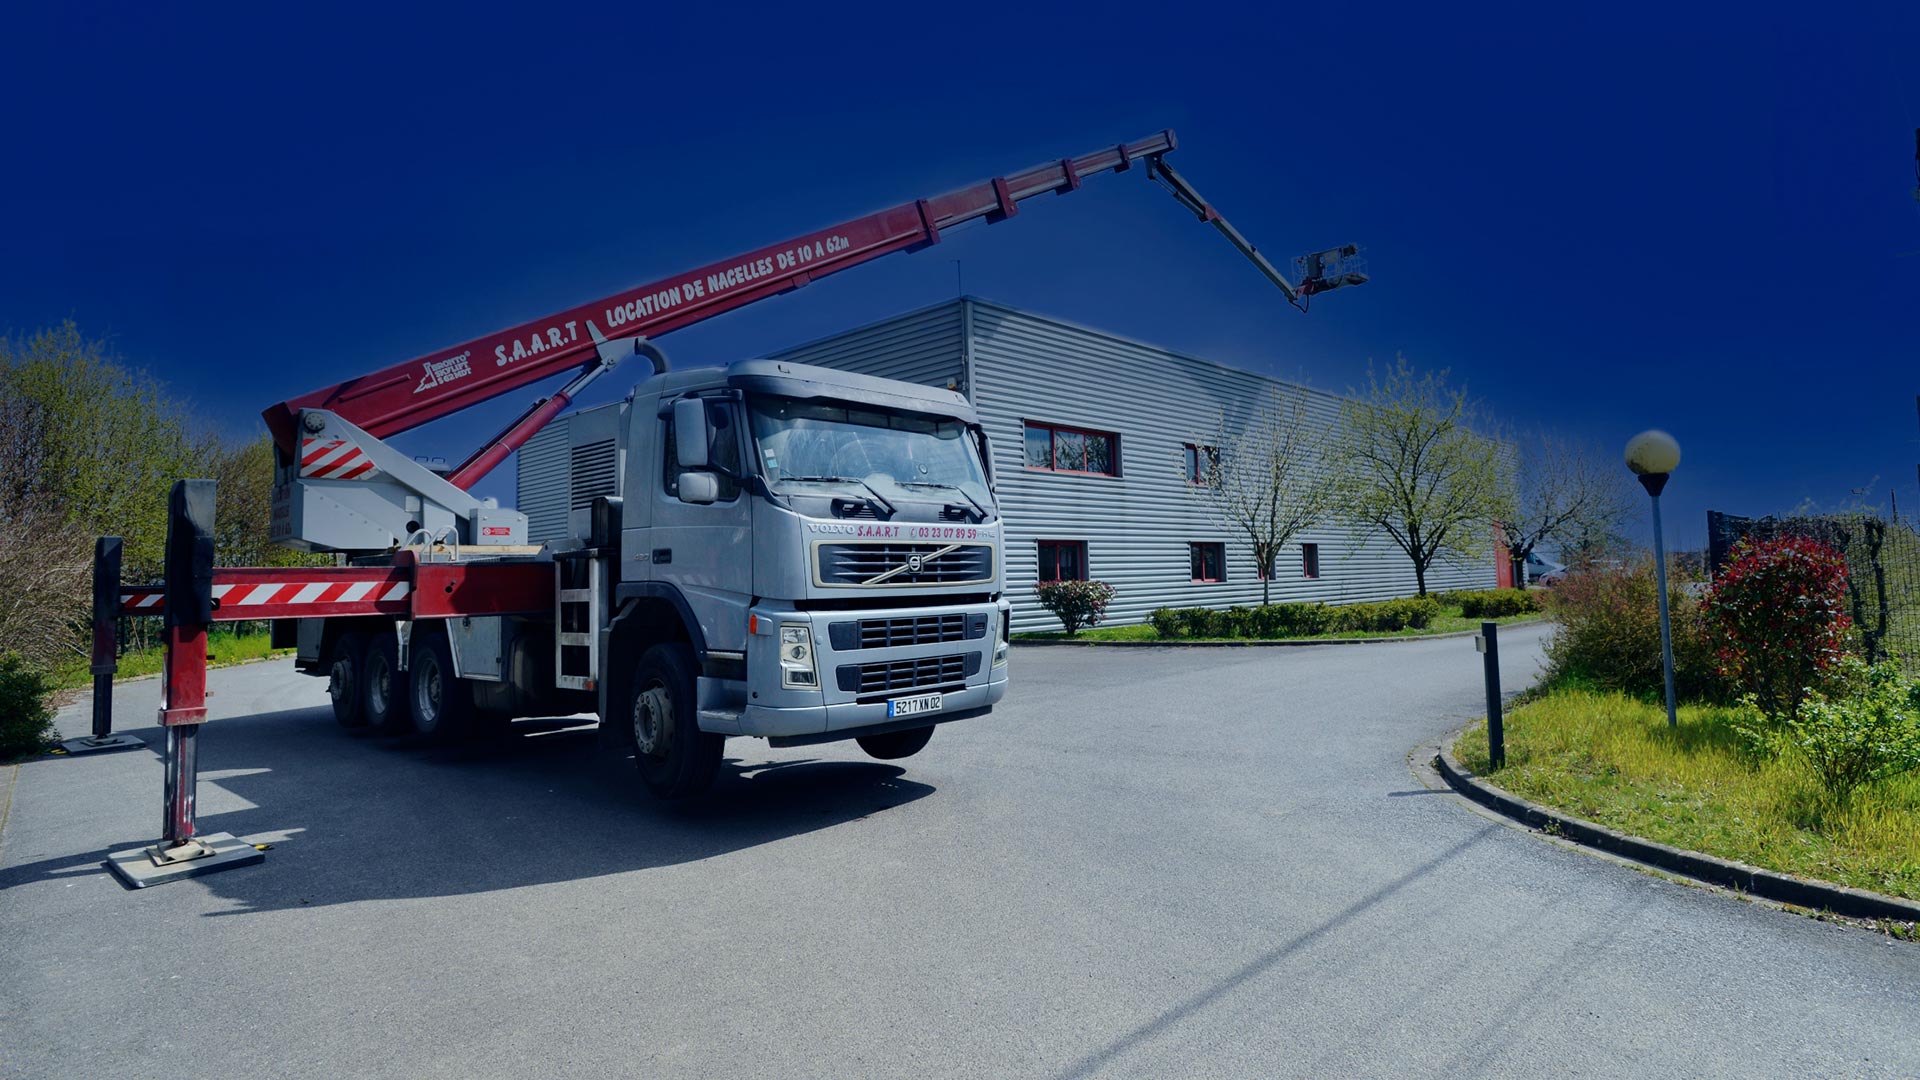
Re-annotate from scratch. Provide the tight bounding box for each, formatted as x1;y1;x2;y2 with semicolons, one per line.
1015;607;1542;643
1454;688;1920;900
50;629;291;692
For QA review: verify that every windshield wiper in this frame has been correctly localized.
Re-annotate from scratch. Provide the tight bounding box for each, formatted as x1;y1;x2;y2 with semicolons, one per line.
778;475;896;517
898;481;990;522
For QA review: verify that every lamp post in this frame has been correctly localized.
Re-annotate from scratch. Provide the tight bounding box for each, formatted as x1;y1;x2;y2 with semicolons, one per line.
1625;430;1682;728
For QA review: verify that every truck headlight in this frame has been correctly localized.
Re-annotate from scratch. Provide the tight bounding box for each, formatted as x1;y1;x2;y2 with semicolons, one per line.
993;608;1009;667
779;624;818;688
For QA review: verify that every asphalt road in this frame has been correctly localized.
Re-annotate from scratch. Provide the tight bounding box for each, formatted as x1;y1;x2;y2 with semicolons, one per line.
4;627;1917;1079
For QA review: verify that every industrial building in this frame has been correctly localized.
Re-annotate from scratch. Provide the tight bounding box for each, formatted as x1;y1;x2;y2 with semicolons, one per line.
766;298;1498;632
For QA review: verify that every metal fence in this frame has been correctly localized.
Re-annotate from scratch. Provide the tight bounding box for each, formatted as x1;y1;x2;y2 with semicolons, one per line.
1707;510;1920;669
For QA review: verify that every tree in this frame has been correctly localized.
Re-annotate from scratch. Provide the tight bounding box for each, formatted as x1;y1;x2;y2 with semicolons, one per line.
1497;432;1634;585
1334;357;1510;596
1186;387;1337;604
0;322;200;583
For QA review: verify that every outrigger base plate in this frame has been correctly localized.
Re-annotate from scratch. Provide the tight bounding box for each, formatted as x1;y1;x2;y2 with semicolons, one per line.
106;832;264;889
58;733;146;756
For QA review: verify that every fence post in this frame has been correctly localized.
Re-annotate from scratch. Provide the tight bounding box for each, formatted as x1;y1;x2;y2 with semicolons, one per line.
1477;621;1504;770
105;481;264;888
59;537;144;755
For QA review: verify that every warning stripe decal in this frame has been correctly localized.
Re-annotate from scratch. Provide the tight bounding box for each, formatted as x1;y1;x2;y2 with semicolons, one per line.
298;437;381;481
119;573;414;620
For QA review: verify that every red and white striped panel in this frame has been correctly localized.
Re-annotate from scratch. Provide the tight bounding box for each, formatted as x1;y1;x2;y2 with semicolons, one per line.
300;436;381;481
120;568;415;621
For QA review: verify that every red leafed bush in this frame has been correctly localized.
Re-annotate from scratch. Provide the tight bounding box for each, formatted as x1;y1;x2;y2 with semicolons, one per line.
1034;579;1115;636
1703;537;1852;725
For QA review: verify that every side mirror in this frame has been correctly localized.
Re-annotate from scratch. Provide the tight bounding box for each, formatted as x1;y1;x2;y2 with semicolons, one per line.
673;398;710;469
677;471;720;505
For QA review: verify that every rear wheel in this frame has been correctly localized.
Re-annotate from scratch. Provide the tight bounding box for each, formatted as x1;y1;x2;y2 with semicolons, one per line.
628;642;723;799
857;726;934;760
328;633;368;729
362;631;410;734
409;628;474;743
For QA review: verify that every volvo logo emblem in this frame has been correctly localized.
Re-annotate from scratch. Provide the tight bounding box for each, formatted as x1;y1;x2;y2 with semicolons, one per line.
906;555;925;573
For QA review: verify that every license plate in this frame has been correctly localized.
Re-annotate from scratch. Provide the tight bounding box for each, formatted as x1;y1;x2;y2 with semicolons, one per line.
887;692;943;718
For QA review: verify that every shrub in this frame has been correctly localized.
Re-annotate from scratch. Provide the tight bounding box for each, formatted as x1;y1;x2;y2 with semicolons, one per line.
1177;607;1221;638
1034;579;1115;636
1221;606;1256;638
1148;607;1183;640
0;652;55;760
1331;597;1441;633
1456;588;1542;619
1704;538;1852;725
1784;657;1920;800
1251;602;1333;637
1541;560;1721;701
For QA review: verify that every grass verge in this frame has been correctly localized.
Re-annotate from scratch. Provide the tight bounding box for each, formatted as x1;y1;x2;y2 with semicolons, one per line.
1454;688;1920;901
1015;609;1542;643
49;629;292;692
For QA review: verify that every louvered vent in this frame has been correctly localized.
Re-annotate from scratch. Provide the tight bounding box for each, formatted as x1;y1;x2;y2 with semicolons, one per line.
569;440;618;509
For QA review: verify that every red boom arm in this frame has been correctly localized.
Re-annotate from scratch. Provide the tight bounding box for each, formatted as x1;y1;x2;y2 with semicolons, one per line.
263;131;1182;465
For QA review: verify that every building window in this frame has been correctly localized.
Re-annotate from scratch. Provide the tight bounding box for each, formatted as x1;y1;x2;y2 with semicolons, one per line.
1182;443;1219;485
1190;542;1226;583
1302;542;1320;579
1024;421;1118;476
1037;540;1088;582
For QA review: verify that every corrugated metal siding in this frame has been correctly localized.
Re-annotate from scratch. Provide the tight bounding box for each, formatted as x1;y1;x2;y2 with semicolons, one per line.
569;439;618;509
965;302;1496;631
765;302;966;388
518;421;571;544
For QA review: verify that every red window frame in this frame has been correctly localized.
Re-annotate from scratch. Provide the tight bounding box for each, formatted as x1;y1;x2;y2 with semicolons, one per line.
1189;542;1226;583
1182;443;1218;485
1023;420;1120;477
1302;542;1320;579
1037;539;1088;583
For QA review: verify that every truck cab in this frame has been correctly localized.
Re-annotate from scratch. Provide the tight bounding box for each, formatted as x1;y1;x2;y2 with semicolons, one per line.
522;359;1009;794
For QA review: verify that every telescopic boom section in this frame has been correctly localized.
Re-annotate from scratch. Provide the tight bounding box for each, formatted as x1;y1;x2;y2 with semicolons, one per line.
261;131;1186;471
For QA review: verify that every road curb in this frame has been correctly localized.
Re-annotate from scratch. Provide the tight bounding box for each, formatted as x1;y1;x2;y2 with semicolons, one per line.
1018;619;1547;648
1433;737;1920;924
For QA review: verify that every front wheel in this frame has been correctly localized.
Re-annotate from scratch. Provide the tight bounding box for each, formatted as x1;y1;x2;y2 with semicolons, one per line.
857;726;934;760
628;642;723;799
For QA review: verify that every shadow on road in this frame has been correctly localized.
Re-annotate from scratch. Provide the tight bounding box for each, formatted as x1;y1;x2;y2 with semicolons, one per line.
1053;825;1498;1080
0;704;933;914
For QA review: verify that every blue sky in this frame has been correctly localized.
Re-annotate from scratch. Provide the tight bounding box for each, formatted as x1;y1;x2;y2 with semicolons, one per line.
3;4;1916;551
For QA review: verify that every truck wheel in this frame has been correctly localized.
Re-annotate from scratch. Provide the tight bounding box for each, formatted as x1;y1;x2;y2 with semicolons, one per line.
409;629;473;743
362;631;411;734
857;726;934;760
328;633;369;729
628;642;722;799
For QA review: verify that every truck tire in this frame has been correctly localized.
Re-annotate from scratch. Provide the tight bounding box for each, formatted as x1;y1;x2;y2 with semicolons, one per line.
857;726;934;760
362;630;411;734
628;642;723;799
409;628;474;743
328;633;369;729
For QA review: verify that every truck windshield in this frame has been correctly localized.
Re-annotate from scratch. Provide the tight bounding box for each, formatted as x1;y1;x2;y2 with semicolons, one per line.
747;396;990;504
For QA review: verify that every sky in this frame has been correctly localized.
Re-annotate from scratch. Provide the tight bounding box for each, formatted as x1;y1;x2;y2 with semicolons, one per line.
3;4;1917;554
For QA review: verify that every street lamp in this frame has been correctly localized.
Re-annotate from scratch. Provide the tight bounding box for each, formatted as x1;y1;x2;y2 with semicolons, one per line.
1625;430;1682;728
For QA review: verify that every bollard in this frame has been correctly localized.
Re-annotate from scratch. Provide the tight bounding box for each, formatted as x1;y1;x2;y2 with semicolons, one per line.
1477;621;1505;770
59;537;144;755
105;481;264;888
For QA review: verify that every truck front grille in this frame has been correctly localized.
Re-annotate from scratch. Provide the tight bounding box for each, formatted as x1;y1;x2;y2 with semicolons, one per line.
816;542;994;586
828;613;986;651
836;653;981;695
